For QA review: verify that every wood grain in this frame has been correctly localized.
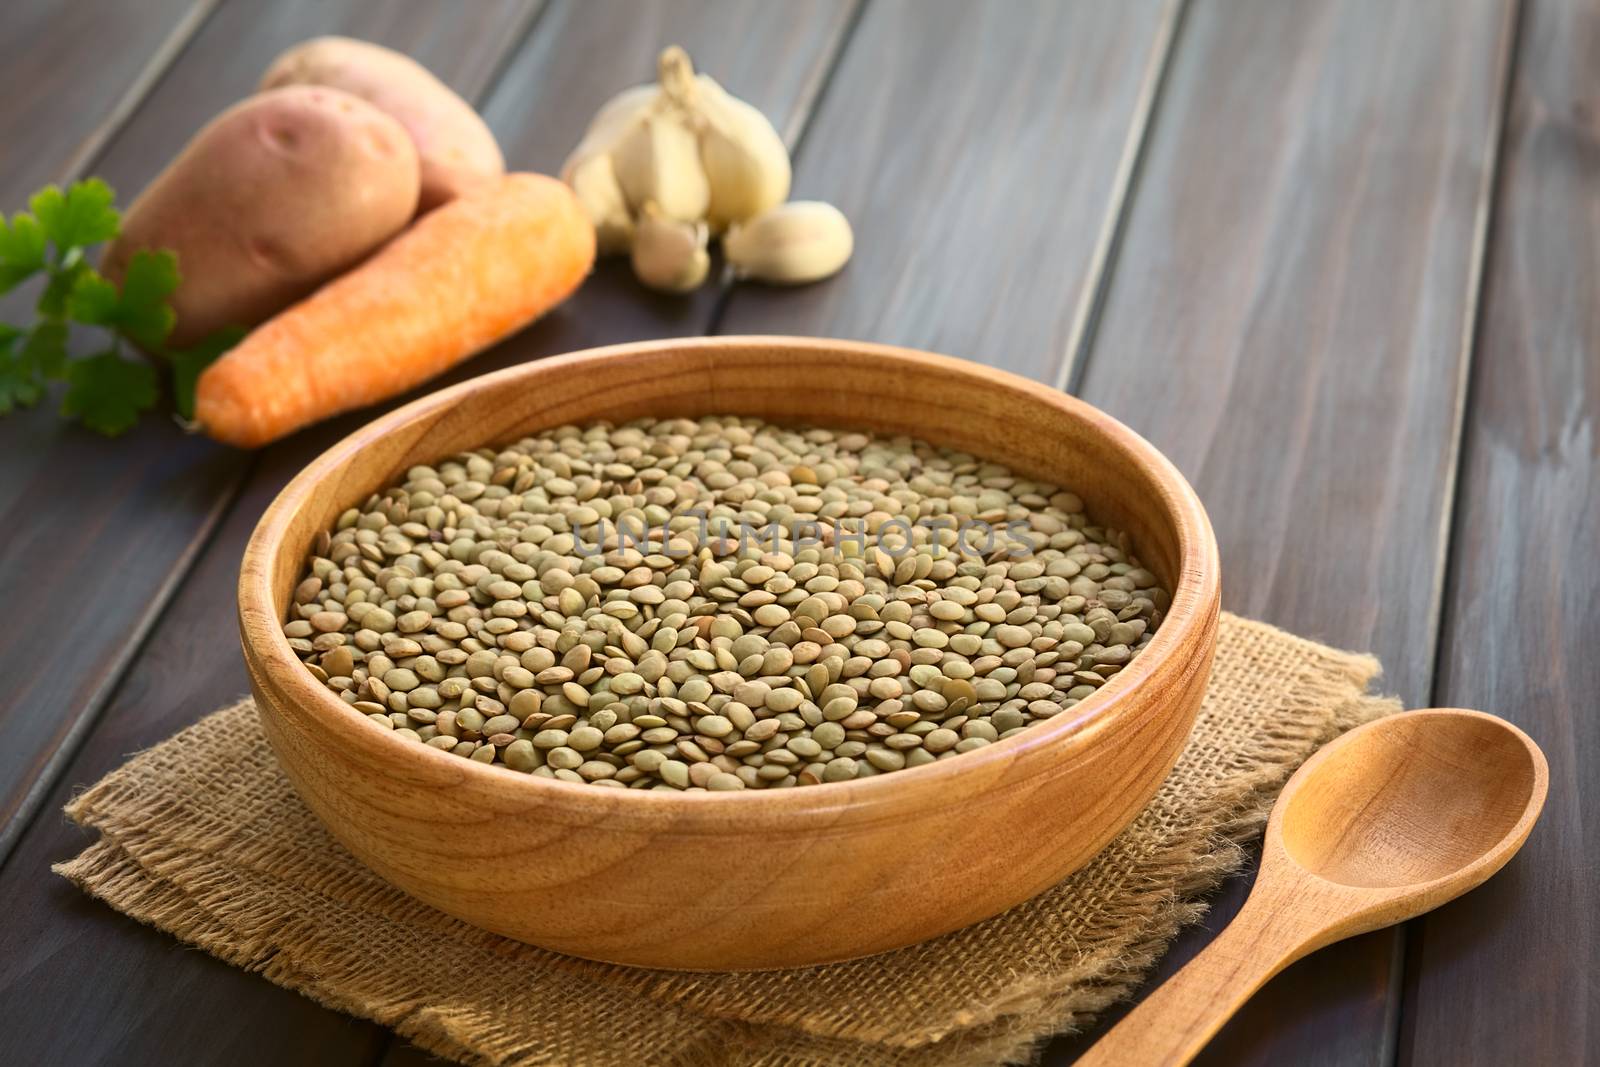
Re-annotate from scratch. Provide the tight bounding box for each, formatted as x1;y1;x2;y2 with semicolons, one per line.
0;0;541;861
0;0;209;199
243;337;1220;970
1400;0;1599;1060
1044;1;1519;1063
1080;709;1546;1067
717;0;1180;383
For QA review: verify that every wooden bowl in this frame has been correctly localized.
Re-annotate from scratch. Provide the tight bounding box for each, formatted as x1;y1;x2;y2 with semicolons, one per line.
240;336;1221;970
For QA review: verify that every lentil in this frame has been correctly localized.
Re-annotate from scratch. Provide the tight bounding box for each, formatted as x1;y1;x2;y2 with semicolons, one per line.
289;416;1168;790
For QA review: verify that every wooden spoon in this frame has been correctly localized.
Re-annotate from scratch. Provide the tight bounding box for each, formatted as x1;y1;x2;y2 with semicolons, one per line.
1078;708;1547;1067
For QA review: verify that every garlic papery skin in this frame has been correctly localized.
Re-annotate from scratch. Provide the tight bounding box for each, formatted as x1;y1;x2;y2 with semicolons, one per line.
559;83;659;188
587;83;659;142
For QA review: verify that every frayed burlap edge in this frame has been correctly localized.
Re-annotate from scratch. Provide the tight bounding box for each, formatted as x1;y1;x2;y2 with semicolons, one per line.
55;614;1398;1067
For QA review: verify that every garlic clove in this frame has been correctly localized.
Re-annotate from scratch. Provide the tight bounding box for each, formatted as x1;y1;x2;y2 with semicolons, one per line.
694;75;791;231
610;113;710;222
567;152;633;255
631;208;710;292
723;200;853;285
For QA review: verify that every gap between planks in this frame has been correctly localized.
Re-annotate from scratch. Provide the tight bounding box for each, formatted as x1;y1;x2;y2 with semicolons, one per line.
1051;0;1188;397
1399;0;1529;1060
1421;0;1527;700
50;0;222;185
703;0;865;338
0;0;224;867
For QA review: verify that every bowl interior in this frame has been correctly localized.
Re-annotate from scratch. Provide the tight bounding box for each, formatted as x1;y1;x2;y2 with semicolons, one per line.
261;337;1195;631
247;336;1219;826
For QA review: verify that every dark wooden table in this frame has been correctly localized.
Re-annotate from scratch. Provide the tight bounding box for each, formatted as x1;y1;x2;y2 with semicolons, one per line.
1;1;1592;1064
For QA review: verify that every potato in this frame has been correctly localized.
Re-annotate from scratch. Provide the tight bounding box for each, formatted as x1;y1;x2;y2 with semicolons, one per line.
104;86;419;349
261;37;505;213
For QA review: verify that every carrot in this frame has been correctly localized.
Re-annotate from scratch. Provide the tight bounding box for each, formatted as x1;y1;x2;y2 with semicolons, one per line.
195;172;594;447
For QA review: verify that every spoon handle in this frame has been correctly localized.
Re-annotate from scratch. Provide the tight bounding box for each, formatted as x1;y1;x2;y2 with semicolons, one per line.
1075;897;1307;1067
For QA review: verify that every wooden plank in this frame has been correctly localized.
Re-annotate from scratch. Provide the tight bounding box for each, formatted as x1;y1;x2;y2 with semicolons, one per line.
0;0;211;198
1399;0;1596;1061
0;0;541;863
718;0;1177;382
0;495;391;1067
0;4;857;1065
1041;1;1518;1064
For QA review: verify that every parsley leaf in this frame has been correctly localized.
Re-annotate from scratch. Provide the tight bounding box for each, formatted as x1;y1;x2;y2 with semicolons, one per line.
60;351;158;435
169;325;246;419
30;179;119;252
68;254;179;351
2;177;244;437
0;325;34;412
112;250;179;350
0;359;39;413
20;321;69;380
0;213;47;293
66;271;120;325
38;258;90;319
1;322;70;412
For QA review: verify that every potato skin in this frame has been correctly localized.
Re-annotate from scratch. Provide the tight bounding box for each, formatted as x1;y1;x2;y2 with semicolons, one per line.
261;36;505;213
103;86;420;348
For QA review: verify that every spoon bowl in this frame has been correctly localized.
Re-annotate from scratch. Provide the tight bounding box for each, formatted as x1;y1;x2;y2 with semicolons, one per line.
1080;708;1547;1066
1277;708;1545;895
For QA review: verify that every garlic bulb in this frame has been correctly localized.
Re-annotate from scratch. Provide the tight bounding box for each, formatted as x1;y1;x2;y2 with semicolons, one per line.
723;201;853;285
559;45;815;295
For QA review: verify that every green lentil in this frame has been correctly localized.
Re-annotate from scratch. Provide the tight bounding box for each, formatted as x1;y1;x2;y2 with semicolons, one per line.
289;415;1168;790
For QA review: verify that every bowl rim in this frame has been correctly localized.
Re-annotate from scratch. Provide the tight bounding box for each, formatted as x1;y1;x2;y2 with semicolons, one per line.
240;335;1220;822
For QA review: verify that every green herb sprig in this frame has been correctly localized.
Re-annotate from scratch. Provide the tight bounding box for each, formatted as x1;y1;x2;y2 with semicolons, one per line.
0;179;240;435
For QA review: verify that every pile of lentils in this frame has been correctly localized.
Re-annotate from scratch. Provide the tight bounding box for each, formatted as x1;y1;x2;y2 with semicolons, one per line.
286;416;1170;791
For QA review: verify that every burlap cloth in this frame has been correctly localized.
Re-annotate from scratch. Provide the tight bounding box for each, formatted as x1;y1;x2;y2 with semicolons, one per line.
55;613;1395;1066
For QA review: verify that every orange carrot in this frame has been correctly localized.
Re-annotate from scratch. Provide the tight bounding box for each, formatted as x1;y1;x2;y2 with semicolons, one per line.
195;172;594;447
